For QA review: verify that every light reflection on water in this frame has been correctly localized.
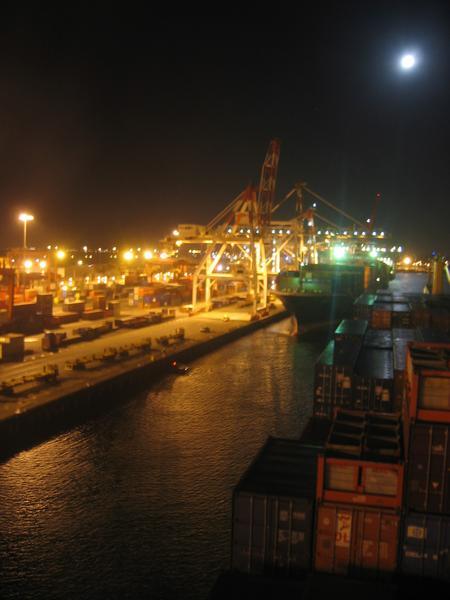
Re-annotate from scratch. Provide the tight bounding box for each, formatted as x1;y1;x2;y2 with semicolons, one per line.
0;274;433;599
0;319;326;599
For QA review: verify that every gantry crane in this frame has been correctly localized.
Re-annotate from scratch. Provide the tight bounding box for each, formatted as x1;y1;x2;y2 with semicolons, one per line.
169;140;383;314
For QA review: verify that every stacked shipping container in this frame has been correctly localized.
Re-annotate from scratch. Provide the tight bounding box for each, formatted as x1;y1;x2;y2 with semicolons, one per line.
227;290;450;593
401;341;450;582
313;319;396;417
231;438;321;578
314;409;403;579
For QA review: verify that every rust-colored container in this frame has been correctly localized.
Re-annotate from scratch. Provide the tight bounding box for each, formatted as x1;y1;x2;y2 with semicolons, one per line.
406;422;450;514
317;456;404;509
371;305;392;330
314;503;400;578
406;342;450;424
317;410;404;509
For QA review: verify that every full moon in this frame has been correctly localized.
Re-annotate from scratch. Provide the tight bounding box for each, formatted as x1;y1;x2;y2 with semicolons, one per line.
400;54;416;70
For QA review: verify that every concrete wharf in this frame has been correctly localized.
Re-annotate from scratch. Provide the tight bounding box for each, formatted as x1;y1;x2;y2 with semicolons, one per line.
0;304;288;460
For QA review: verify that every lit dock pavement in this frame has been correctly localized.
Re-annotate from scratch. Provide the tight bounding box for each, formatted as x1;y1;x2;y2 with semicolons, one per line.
0;304;288;433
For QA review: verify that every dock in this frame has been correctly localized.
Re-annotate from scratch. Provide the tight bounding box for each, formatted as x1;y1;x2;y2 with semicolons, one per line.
0;304;288;460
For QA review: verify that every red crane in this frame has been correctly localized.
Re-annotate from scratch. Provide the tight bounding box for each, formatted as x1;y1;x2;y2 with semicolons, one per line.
257;139;281;227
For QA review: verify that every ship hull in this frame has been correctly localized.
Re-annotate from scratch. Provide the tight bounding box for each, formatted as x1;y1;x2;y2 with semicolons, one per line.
278;292;355;328
275;262;391;332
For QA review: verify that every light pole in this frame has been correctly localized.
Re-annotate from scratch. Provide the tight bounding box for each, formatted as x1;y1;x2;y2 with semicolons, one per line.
18;213;34;249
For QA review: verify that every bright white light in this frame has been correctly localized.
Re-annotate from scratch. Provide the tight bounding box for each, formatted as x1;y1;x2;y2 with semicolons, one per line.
144;250;153;260
333;246;346;260
19;212;34;223
400;54;415;70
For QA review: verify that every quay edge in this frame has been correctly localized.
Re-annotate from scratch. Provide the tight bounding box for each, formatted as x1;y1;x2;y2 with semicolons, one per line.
0;309;288;462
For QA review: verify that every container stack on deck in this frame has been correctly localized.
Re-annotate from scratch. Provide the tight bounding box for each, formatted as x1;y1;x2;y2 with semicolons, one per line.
231;438;320;579
314;318;397;417
400;342;450;582
211;290;450;598
314;409;404;579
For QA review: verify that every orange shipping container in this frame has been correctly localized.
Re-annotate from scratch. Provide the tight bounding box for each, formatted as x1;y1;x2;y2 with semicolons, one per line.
314;503;400;578
406;342;450;424
317;456;404;509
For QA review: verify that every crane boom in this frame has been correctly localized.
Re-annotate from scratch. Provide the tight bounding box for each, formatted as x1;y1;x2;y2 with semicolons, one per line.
302;184;364;228
257;139;281;226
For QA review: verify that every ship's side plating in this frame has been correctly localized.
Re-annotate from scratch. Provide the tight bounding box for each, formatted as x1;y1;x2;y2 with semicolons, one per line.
276;262;391;327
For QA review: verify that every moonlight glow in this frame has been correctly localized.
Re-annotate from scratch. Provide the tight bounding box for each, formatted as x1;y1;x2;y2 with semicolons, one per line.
400;54;416;70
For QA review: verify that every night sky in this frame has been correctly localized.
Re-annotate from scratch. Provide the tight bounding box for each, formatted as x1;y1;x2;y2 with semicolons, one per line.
0;2;448;254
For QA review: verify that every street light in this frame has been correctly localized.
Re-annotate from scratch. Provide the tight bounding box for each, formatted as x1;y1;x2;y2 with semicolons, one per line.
18;213;34;248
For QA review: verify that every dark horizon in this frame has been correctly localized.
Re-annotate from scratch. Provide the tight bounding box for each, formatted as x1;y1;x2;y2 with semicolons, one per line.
0;2;448;254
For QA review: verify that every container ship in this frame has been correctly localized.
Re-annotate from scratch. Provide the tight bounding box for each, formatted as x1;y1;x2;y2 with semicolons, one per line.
275;258;392;330
210;280;450;598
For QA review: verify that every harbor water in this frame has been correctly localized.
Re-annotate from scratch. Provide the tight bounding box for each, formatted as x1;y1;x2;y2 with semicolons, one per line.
0;318;327;600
